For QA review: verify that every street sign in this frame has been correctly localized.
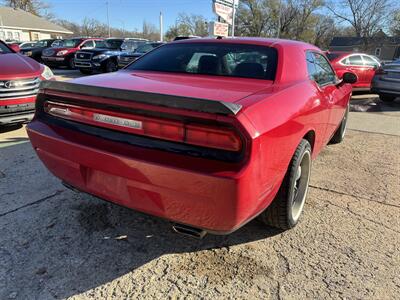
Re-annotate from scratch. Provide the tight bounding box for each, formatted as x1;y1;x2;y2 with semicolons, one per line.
214;0;239;7
209;21;229;37
213;2;233;25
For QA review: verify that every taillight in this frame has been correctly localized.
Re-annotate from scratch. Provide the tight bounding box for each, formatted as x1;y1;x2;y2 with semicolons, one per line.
375;67;387;75
44;101;242;152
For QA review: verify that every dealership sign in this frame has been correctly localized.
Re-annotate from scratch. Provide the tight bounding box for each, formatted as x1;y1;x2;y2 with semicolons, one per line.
213;2;233;25
209;21;229;37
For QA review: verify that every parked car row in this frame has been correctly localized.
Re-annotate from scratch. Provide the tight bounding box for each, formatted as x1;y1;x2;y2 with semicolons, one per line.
14;36;161;73
74;38;164;74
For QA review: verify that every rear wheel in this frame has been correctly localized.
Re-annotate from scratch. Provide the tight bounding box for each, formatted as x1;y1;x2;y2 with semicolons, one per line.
379;94;396;102
330;103;349;144
104;60;118;73
259;139;312;230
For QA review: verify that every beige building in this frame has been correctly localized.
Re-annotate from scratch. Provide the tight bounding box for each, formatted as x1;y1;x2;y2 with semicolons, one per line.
0;6;72;42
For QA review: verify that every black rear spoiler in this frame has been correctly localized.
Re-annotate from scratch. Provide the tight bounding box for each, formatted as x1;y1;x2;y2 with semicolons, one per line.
39;80;242;116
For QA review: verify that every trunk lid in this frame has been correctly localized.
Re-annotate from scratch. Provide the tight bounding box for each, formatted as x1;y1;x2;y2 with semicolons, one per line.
70;70;273;105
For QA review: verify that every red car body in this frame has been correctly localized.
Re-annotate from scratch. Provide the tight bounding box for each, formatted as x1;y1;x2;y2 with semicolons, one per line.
0;40;45;125
27;38;352;234
328;51;380;91
41;38;103;68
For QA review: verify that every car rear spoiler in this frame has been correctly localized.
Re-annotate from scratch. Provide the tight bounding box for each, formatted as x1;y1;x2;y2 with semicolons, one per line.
39;80;243;116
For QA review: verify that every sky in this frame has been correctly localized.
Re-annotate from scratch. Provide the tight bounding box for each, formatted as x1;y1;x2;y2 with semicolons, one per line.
46;0;216;31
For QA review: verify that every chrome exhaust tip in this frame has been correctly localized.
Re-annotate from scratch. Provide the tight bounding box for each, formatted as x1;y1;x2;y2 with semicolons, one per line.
172;223;207;239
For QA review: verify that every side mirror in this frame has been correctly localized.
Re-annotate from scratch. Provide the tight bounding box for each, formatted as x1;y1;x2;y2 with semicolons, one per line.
9;43;20;53
373;65;378;70
342;72;357;84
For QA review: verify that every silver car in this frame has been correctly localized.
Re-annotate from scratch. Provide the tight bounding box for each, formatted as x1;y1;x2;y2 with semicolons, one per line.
371;61;400;102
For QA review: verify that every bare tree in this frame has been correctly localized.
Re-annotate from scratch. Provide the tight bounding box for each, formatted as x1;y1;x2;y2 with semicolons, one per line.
165;13;208;40
3;0;51;17
327;0;391;38
390;8;400;36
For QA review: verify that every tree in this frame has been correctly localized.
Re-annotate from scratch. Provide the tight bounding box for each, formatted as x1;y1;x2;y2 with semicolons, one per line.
80;18;106;37
3;0;51;17
327;0;392;38
390;9;400;36
165;13;208;40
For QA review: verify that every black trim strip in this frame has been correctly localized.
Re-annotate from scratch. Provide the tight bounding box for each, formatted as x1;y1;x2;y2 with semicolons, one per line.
40;80;242;115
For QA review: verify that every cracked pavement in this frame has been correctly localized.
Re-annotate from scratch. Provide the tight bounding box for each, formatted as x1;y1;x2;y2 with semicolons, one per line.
0;73;399;299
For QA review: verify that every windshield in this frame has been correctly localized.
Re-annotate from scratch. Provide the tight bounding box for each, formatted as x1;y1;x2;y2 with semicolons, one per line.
59;39;82;48
96;39;123;49
121;40;147;51
35;40;51;48
135;43;160;53
0;42;12;54
128;43;278;80
20;42;36;49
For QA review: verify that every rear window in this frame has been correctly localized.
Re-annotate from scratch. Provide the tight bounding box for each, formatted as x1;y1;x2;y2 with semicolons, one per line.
128;42;278;80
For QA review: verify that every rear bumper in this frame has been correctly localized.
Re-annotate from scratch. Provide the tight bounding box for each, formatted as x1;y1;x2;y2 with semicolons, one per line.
27;120;267;233
371;77;400;95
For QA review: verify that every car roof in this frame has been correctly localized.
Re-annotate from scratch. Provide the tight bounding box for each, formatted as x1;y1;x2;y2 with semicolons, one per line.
172;37;321;51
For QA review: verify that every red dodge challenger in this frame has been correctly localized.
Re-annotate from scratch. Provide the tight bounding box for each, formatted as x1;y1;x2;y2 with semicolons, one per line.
27;38;356;237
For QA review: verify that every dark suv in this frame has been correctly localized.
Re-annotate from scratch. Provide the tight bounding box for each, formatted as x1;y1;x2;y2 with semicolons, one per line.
74;38;125;74
19;39;62;63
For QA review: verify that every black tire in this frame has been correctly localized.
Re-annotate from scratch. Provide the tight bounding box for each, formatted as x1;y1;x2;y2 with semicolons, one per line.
329;103;349;144
79;68;93;75
379;94;396;102
68;57;75;69
259;139;312;230
104;59;118;73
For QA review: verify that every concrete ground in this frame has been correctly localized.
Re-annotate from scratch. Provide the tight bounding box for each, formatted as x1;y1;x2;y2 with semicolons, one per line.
0;70;399;299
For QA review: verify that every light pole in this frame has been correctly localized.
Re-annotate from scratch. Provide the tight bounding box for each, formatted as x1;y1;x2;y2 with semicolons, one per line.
160;12;164;42
106;1;111;38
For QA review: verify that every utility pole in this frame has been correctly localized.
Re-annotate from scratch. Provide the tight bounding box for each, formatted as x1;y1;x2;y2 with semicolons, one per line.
277;0;281;38
231;1;235;37
106;1;111;38
159;12;163;42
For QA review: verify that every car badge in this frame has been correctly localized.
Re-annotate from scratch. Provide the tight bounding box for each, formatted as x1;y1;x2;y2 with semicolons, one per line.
4;81;13;89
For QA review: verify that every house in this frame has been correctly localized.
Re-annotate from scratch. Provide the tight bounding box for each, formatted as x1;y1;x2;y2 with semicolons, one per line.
329;36;400;62
0;6;73;42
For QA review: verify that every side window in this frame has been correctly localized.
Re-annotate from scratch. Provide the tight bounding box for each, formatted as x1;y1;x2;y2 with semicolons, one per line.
348;55;363;66
363;55;379;67
306;51;316;80
312;53;336;86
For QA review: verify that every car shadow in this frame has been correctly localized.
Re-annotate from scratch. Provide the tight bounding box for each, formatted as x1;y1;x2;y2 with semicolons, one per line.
0;141;283;299
350;96;400;112
0;124;23;134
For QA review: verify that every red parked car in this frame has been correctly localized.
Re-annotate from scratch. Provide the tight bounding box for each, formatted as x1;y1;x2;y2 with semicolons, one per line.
27;38;356;236
41;37;103;69
0;40;54;126
327;51;380;91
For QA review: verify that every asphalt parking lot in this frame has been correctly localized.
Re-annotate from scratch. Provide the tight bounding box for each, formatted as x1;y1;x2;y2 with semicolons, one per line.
0;70;399;299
